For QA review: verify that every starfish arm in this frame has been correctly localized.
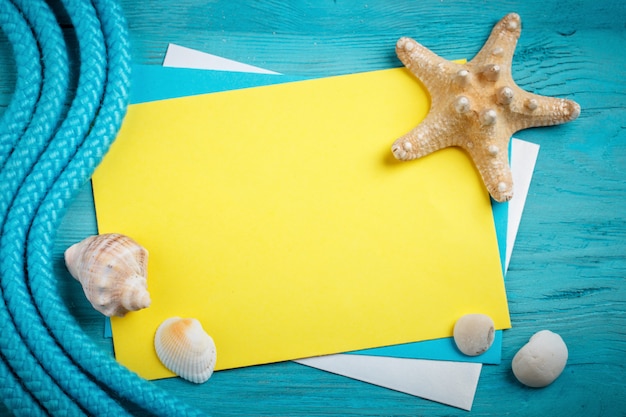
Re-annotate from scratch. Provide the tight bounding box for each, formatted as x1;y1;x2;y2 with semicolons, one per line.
509;91;581;131
465;139;514;202
396;37;463;106
391;113;456;161
469;13;522;75
391;13;580;203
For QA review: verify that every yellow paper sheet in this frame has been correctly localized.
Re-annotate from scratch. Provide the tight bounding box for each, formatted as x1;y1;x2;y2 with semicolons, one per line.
92;68;510;380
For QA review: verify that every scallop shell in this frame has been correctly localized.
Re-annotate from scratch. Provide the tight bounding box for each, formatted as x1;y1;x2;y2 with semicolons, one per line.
64;233;151;317
154;317;217;384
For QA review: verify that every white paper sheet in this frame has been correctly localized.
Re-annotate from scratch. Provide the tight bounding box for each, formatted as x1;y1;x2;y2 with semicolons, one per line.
295;355;482;411
164;43;282;74
507;139;540;271
161;44;539;410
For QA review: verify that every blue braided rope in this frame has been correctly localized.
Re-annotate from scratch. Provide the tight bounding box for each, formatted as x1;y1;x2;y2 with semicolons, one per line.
0;354;47;417
0;0;207;415
1;0;209;414
0;0;69;226
28;1;207;415
0;0;121;413
0;0;89;415
0;4;45;415
0;0;41;171
0;0;133;414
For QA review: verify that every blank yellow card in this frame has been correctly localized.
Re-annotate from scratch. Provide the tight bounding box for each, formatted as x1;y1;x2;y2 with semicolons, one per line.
92;68;510;380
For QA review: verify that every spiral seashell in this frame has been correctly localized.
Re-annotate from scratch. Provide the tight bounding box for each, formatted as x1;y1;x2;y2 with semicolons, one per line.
154;317;217;384
64;233;151;317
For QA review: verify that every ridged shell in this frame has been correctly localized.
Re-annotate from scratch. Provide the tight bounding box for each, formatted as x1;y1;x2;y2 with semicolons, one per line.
64;233;151;317
154;317;217;384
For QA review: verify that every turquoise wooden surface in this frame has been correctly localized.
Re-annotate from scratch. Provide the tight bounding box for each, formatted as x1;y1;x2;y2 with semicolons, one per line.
1;0;625;415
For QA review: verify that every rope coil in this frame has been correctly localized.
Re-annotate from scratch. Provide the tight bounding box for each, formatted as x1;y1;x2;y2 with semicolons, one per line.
0;0;206;415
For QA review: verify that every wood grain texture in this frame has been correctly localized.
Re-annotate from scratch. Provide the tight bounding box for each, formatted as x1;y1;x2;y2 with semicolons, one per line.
1;0;625;415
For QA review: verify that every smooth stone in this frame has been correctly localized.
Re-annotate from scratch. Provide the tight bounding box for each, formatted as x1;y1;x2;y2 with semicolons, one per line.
453;313;495;356
512;330;568;388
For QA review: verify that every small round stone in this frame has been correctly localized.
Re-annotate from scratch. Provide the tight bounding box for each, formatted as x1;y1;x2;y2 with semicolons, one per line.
453;314;495;356
512;330;568;388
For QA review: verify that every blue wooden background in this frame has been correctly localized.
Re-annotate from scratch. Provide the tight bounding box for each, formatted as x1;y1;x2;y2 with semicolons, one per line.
1;0;625;415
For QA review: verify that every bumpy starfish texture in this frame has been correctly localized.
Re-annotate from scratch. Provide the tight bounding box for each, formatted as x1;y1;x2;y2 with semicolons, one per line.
392;13;580;202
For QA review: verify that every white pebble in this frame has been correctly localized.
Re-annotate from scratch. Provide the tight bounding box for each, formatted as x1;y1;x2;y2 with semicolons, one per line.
512;330;568;388
453;314;495;356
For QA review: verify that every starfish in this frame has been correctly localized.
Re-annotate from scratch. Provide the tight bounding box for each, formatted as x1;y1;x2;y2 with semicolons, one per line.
391;13;580;202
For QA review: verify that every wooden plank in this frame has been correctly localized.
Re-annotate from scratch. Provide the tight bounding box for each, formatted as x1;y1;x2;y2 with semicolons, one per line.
0;0;625;415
